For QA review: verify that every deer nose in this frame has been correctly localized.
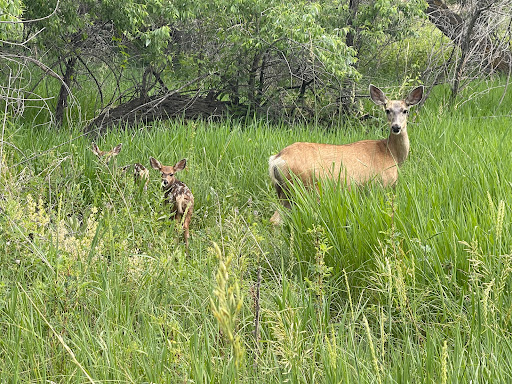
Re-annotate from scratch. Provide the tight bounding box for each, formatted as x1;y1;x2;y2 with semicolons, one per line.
391;125;401;134
161;180;169;188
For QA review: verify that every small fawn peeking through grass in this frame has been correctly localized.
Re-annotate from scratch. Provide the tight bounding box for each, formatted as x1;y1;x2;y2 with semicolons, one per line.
150;156;194;247
121;163;150;191
92;142;149;190
91;142;122;164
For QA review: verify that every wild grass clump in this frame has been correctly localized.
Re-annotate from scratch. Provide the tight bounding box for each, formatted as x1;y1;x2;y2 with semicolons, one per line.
1;83;512;382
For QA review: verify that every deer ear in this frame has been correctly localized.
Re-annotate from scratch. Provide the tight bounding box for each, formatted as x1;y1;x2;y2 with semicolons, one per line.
174;159;187;172
112;143;122;155
149;157;162;170
91;142;100;156
405;85;424;106
369;84;388;106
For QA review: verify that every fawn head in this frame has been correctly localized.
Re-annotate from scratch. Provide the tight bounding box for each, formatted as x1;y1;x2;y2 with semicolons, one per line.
150;157;187;190
121;162;150;191
91;142;122;163
369;84;424;135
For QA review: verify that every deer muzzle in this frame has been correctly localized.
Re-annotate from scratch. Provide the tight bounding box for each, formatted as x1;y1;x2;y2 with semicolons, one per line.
391;125;401;134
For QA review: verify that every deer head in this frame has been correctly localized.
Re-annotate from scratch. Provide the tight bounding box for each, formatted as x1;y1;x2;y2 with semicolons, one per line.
149;157;187;190
91;142;122;164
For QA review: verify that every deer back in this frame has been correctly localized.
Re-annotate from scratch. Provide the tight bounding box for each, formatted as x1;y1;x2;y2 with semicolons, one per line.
271;139;403;188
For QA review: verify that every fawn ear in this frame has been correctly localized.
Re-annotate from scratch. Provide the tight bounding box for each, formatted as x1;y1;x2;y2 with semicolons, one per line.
405;85;424;106
91;142;100;156
112;143;122;155
369;84;388;106
174;158;187;172
149;157;162;170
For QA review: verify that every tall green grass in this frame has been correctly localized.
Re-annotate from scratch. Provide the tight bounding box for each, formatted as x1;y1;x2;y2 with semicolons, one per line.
1;83;512;382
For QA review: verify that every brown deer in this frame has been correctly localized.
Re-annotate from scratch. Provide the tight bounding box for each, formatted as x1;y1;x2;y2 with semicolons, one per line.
150;156;194;247
268;84;424;224
91;142;122;164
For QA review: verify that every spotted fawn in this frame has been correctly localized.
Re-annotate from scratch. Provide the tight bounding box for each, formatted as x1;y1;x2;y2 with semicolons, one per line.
150;156;194;247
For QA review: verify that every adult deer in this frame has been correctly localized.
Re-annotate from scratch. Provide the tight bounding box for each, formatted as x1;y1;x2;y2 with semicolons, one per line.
268;84;424;224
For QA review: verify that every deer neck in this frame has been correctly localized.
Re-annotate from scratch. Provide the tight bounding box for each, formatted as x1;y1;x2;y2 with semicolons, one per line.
386;129;409;165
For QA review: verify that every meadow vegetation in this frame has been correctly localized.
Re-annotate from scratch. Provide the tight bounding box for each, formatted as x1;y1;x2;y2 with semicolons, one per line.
1;82;512;382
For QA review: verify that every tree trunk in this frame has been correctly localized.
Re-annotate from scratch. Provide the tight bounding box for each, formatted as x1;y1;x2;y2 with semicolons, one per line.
340;0;360;115
426;0;464;44
256;52;267;106
55;56;77;126
426;0;512;73
345;0;360;50
248;52;263;107
85;92;230;135
451;3;485;100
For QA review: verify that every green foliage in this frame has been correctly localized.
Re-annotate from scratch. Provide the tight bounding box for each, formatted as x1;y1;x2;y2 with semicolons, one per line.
0;0;23;41
23;0;174;58
13;0;433;127
171;0;363;107
210;242;245;370
361;0;427;39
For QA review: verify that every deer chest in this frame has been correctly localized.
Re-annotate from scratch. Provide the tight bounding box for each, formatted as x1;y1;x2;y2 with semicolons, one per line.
164;181;192;205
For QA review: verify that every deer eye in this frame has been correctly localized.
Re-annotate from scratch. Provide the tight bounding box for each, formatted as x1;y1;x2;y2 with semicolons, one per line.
403;110;409;114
